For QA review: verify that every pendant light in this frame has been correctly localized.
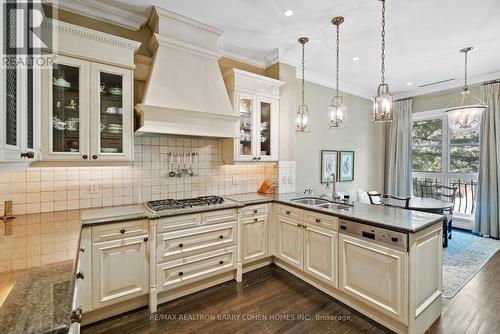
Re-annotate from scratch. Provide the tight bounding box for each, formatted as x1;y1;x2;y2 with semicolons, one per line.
372;0;394;123
444;47;486;134
329;16;346;129
296;37;310;133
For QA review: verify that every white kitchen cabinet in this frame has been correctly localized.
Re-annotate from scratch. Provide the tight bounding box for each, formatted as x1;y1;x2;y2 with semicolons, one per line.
339;233;408;324
304;224;338;287
222;69;283;163
0;3;40;169
276;215;303;269
241;216;268;263
92;234;149;309
41;55;133;162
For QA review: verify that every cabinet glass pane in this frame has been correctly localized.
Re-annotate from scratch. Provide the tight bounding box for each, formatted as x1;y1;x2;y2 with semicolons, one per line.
100;72;123;154
52;64;80;153
5;2;17;146
27;68;33;149
260;101;271;156
239;98;253;156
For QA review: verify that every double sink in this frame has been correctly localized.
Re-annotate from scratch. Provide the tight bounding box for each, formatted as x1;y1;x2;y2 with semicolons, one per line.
290;197;352;211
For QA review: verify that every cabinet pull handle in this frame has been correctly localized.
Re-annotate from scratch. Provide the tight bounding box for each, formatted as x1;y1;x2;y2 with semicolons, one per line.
79;247;85;253
92;155;98;160
285;210;290;214
143;237;149;242
303;225;307;229
71;306;82;324
120;229;125;234
254;218;258;222
315;218;321;223
218;235;224;239
179;243;184;248
20;152;34;159
257;157;262;160
253;209;258;213
76;272;85;280
178;272;184;276
82;155;88;160
297;223;302;227
219;260;224;265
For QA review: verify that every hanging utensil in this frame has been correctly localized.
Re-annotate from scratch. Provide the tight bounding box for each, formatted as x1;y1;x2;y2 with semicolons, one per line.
168;153;176;177
176;153;182;177
188;153;194;176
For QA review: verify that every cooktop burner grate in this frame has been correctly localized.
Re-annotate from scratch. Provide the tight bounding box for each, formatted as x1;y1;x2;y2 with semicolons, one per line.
146;196;224;212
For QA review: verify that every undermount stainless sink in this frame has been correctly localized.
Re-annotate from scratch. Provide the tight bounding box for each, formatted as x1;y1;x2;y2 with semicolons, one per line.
316;202;351;211
291;197;329;206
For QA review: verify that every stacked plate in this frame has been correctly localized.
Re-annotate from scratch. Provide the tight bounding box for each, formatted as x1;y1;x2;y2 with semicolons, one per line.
107;124;122;133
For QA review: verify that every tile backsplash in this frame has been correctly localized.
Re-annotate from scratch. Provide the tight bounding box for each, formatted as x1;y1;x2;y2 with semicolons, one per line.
0;135;287;216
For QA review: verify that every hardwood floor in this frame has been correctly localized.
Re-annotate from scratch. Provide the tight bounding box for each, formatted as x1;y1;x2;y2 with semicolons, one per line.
83;252;500;334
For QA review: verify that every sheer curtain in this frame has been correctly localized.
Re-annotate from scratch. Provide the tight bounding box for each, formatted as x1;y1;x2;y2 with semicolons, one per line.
385;99;413;197
474;83;500;238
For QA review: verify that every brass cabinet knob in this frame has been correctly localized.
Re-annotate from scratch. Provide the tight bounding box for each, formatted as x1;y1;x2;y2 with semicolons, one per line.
76;272;85;280
219;260;224;265
285;210;290;215
179;243;184;248
254;218;258;222
143;237;148;242
316;218;321;223
257;157;262;160
297;223;302;227
82;155;88;160
218;235;224;239
79;247;85;253
253;209;258;213
179;271;183;276
92;155;98;160
120;229;125;234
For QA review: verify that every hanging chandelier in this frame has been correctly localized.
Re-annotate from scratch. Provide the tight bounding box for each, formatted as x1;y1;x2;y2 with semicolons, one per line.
296;37;310;133
329;16;346;129
372;0;394;123
444;47;486;134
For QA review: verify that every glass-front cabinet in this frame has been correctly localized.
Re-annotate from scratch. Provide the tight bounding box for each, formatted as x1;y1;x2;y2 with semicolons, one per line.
223;69;283;163
42;55;133;161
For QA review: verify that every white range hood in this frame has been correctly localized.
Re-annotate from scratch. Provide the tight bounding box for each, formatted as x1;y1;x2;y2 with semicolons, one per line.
135;7;238;138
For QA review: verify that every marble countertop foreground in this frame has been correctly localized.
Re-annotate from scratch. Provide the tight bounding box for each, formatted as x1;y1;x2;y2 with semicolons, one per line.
0;261;75;334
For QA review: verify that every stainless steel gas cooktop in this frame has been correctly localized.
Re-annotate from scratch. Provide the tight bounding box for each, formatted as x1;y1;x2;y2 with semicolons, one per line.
146;196;225;212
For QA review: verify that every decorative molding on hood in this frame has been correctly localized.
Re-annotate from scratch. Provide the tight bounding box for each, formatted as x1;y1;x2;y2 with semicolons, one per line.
149;34;221;60
150;6;223;36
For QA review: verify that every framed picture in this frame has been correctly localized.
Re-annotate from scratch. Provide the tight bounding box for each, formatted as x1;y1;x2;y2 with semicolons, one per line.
338;151;354;182
320;150;338;183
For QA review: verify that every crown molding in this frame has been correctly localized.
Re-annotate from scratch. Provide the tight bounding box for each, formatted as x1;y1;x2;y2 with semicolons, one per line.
43;18;142;50
150;34;221;60
43;0;146;31
264;49;280;68
149;6;223;36
395;71;500;99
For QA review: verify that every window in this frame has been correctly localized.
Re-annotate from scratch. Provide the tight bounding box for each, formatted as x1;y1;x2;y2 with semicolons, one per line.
412;111;480;221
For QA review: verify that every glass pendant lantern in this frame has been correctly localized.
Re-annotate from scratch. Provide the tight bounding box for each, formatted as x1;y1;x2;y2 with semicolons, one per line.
372;0;394;123
329;16;346;129
296;37;311;133
445;47;486;134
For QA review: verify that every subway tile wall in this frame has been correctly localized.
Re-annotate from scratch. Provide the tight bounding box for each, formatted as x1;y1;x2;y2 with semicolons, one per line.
0;135;282;216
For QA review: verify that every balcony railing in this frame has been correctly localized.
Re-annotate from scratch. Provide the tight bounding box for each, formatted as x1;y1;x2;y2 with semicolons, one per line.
412;177;477;216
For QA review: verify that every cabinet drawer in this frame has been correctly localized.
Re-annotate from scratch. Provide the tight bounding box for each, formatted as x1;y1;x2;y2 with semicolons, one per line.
91;219;149;242
304;212;338;230
241;204;268;218
202;209;238;225
156;214;201;233
277;205;303;221
157;222;236;261
157;247;236;291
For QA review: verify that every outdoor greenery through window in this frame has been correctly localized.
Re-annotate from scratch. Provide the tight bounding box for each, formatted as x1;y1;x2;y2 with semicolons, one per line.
411;112;480;219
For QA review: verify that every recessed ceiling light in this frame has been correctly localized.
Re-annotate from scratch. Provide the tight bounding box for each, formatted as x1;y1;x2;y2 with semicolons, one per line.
352;56;360;61
406;81;413;86
283;9;294;17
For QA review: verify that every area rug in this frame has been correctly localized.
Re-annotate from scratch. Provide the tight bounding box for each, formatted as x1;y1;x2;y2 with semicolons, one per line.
442;230;500;299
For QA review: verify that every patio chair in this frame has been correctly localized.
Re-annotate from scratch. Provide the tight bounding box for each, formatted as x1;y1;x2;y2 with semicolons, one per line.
368;193;410;209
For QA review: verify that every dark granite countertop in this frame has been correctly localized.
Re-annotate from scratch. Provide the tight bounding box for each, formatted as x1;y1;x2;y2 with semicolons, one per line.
0;261;75;334
270;193;444;233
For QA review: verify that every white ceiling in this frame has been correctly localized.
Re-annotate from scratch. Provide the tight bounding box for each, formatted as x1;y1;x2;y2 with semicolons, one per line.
102;0;500;98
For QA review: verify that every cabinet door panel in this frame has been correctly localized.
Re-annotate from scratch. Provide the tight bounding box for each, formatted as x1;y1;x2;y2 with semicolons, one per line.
241;216;268;263
42;55;90;161
304;225;338;287
92;235;148;309
256;96;277;161
277;216;303;269
90;63;133;161
339;234;408;324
